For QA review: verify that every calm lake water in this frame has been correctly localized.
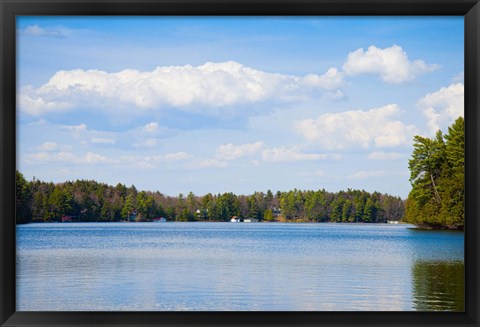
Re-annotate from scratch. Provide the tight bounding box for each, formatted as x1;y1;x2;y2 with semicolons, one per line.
16;222;464;311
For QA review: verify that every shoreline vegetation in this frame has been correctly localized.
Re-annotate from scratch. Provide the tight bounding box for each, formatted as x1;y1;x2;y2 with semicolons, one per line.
405;117;464;231
16;118;464;230
15;172;405;225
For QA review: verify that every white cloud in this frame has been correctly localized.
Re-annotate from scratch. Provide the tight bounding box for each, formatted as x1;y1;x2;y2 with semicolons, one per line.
347;170;385;179
324;90;346;101
261;147;338;162
21;25;66;38
120;155;141;162
23;25;47;36
367;151;404;160
144;122;159;132
25;152;53;162
417;83;464;134
60;123;121;149
133;138;157;148
343;45;438;84
18;92;72;116
303;68;345;91
216;141;265;160
91;137;115;144
60;123;123;147
84;152;111;163
62;123;88;132
122;153;211;170
163;152;194;162
37;141;73;152
18;61;345;116
120;152;193;165
25;151;114;164
38;141;58;151
294;104;418;150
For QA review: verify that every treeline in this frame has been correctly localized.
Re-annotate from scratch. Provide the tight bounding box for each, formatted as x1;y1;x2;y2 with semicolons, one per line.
16;172;405;224
405;117;464;230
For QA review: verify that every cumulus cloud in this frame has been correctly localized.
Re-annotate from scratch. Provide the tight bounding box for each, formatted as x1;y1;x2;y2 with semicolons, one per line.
303;68;345;91
216;141;265;160
367;151;404;160
261;147;339;162
417;83;464;134
18;91;72;116
343;45;438;84
18;61;345;116
347;170;385;179
294;104;418;150
20;25;66;38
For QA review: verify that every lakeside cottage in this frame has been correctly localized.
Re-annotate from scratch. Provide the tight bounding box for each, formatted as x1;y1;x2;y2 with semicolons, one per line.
230;216;258;223
61;215;80;223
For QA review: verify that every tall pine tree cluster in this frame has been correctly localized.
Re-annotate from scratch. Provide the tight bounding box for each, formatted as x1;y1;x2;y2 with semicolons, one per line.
406;117;464;230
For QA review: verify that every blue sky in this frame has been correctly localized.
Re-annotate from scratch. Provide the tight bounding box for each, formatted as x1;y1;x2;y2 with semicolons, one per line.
16;16;464;198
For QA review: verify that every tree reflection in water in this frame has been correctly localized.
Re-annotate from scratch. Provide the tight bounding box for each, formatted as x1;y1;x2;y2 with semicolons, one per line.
412;260;464;311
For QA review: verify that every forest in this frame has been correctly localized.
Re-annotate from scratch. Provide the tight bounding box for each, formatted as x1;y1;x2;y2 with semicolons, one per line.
405;117;464;230
15;171;405;224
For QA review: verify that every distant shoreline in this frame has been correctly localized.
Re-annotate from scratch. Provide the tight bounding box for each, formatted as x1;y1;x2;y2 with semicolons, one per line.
16;220;467;232
17;220;406;225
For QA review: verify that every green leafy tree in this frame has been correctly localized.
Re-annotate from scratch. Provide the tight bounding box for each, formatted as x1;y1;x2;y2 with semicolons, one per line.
363;198;377;223
246;194;260;220
137;191;156;221
16;171;32;223
186;192;198;218
330;197;344;222
121;194;136;220
406;117;464;229
342;199;354;222
353;196;365;222
441;117;464;228
265;189;274;208
263;209;274;221
47;187;73;221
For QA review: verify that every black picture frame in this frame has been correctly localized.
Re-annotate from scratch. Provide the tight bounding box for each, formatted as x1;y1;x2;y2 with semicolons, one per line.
1;0;479;326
